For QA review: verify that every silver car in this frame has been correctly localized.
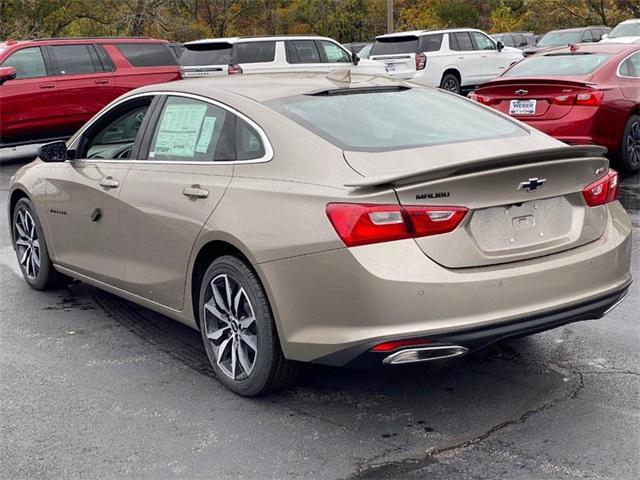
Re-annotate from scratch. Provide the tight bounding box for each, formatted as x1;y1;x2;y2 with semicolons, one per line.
8;73;632;396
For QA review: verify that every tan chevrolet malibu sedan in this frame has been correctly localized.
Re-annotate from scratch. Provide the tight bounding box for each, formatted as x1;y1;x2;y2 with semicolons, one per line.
8;73;632;396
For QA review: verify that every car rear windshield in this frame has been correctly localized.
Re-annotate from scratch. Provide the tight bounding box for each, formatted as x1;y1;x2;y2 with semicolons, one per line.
537;30;582;47
115;43;177;67
609;22;640;38
504;53;612;77
180;43;233;66
371;36;419;55
270;87;525;152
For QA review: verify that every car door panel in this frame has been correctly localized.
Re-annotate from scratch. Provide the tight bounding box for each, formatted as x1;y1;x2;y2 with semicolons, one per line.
117;95;235;310
43;96;155;286
450;32;482;85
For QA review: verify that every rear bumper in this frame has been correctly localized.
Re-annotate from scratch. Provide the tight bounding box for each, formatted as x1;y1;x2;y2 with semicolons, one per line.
258;202;632;364
316;282;631;367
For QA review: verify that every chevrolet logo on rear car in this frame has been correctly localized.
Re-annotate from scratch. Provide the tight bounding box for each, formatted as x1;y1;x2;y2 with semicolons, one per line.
517;178;546;192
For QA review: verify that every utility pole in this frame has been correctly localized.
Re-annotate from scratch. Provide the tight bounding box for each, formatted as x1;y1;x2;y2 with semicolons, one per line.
386;0;393;34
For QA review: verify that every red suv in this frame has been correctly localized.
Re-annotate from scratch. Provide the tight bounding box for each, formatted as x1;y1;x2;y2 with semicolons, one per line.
0;37;181;146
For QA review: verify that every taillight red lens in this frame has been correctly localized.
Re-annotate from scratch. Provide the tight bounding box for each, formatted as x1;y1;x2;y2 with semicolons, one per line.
228;64;243;75
371;337;433;352
325;203;468;247
415;52;427;70
582;169;619;207
575;90;604;106
551;94;576;105
469;92;497;106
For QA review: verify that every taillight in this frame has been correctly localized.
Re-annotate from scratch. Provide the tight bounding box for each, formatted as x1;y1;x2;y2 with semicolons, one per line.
325;203;468;247
228;64;243;75
415;52;427;70
469;92;497;106
552;90;603;106
582;169;619;207
575;90;603;106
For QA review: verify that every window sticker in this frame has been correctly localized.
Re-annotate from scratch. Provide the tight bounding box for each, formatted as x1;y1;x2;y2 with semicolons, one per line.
195;116;217;153
153;103;207;158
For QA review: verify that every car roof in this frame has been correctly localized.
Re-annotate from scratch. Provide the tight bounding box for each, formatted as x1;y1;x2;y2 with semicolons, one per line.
546;26;607;33
375;28;485;39
0;37;168;49
131;72;406;103
183;35;337;46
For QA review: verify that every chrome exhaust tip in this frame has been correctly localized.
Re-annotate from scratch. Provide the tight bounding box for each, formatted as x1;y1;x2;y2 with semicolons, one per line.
382;345;469;365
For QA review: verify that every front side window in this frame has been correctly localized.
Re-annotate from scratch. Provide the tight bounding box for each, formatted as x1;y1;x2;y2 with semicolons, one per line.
319;41;351;63
148;96;235;162
1;47;47;79
270;87;525;152
235;41;276;63
451;33;473;52
471;32;496;51
84;100;151;159
50;45;97;75
286;40;321;64
619;53;640;77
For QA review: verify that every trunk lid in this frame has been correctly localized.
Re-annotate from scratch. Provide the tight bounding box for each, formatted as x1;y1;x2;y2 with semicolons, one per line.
474;78;597;121
344;144;609;268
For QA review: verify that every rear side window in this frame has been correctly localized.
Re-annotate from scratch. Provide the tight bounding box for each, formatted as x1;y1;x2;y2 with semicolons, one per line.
50;45;97;74
0;47;47;78
236;41;276;63
236;117;265;160
148;96;235;162
180;43;233;66
371;36;419;55
115;43;176;67
419;34;443;52
450;32;473;51
286;40;321;64
504;53;612;77
619;53;640;77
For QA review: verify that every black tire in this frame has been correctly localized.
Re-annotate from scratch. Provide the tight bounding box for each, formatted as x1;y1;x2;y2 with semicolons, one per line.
12;197;65;290
619;114;640;173
199;255;303;396
440;73;461;95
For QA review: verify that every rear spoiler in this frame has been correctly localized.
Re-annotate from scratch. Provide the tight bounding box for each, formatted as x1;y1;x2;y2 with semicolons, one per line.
344;145;607;189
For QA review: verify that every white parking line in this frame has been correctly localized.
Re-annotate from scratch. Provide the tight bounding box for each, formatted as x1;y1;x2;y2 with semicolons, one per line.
0;245;22;277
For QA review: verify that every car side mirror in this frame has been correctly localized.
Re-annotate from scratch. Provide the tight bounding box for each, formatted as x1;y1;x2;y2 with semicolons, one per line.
0;66;16;85
352;52;360;66
38;141;69;162
496;41;504;52
601;33;609;40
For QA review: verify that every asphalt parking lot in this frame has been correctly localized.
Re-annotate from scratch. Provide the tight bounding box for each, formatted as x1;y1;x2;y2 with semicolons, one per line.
0;150;638;480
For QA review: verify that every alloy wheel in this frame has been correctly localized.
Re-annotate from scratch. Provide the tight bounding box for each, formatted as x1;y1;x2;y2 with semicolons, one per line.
14;208;40;280
443;79;458;93
626;121;640;169
203;274;258;380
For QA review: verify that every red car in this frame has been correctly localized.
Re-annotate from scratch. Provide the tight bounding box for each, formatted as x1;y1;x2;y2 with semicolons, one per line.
0;37;181;147
470;43;640;172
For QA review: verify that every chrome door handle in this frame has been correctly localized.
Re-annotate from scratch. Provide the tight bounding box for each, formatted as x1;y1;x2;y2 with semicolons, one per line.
99;177;119;189
182;185;209;199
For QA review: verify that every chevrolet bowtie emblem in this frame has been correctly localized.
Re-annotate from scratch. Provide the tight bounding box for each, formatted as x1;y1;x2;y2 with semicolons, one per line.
517;178;546;192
